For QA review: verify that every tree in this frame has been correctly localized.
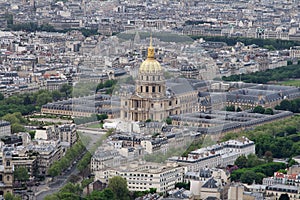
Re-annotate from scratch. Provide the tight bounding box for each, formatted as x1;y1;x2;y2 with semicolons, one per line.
226;105;235;112
14;167;29;182
11;123;25;133
279;100;292;111
166;117;172;125
60;84;73;98
279;193;290;200
108;176;130;200
288;158;298;167
4;192;21;200
48;164;60;177
246;154;264;168
235;155;247;168
68;174;81;183
2;113;20;124
60;183;82;196
23;95;31;105
236;107;242;112
264;151;273;163
240;170;257;184
52;90;62;101
0;92;4;101
175;182;190;190
96;114;108;121
253;106;265;114
285;126;297;135
29;131;36;140
36;92;52;106
87;188;115;200
264;108;274;115
44;194;60;200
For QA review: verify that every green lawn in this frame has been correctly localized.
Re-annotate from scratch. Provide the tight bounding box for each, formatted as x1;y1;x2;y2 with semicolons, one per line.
280;80;300;87
87;123;103;129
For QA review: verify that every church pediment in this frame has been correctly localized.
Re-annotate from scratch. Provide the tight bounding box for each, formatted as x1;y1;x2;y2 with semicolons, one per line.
130;93;144;100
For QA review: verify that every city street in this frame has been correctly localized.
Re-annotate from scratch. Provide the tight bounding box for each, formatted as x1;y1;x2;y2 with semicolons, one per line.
35;155;79;200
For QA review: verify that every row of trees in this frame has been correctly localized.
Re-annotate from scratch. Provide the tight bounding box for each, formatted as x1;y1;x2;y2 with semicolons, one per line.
1;112;26;133
96;80;117;93
0;84;72;117
231;156;286;185
222;115;300;159
275;99;300;113
45;176;131;200
0;78;117;119
7;21;98;37
191;35;300;50
14;167;29;182
48;141;86;177
77;152;92;178
225;105;274;115
225;105;242;112
253;106;274;115
223;63;300;84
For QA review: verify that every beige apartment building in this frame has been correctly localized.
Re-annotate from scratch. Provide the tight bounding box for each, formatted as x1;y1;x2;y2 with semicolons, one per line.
94;161;185;193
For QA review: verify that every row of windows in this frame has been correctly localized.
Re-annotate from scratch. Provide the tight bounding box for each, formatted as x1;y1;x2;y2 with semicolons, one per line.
125;173;153;177
129;186;147;190
128;182;152;186
128;177;153;181
140;86;162;93
140;75;162;81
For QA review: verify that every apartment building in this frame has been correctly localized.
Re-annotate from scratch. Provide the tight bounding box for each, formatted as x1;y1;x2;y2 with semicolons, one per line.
27;140;62;175
0;121;11;138
94;161;185;193
47;124;77;147
168;137;255;172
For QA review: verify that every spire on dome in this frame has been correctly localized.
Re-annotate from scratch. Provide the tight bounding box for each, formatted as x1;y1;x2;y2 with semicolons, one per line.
147;34;155;59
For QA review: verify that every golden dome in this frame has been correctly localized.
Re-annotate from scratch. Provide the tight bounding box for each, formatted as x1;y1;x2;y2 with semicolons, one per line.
139;36;162;73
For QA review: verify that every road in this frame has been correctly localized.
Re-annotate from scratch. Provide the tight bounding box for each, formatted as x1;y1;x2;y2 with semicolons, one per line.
35;128;106;199
35;156;80;200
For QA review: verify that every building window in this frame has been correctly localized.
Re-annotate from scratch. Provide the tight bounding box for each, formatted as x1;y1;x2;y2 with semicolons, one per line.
146;86;149;93
7;176;10;181
152;86;155;93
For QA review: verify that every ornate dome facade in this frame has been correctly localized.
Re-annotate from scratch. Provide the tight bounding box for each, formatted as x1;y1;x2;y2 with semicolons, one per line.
139;58;162;73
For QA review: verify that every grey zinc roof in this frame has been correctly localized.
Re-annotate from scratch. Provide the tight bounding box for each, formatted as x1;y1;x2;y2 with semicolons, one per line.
202;178;218;188
166;78;195;95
